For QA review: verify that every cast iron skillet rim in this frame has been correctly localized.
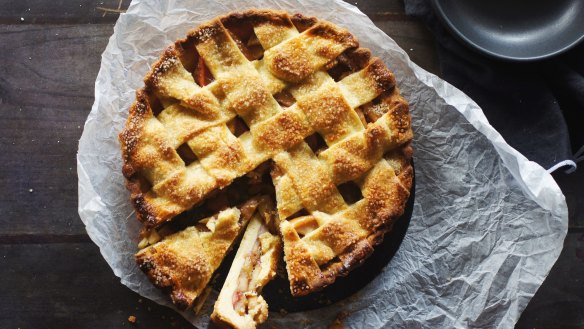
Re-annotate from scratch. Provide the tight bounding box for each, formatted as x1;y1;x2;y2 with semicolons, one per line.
430;0;584;62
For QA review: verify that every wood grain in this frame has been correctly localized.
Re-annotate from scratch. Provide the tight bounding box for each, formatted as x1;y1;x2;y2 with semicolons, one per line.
0;0;408;24
0;25;111;235
0;0;130;24
372;19;440;76
0;243;192;329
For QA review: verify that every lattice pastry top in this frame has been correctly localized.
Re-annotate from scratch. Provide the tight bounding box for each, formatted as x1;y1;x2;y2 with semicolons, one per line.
120;8;413;316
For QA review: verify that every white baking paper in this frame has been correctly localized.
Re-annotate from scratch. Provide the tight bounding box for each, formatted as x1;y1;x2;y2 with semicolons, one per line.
77;0;569;327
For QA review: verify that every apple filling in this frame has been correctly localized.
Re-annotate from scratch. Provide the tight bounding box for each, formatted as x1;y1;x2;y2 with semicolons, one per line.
212;200;281;329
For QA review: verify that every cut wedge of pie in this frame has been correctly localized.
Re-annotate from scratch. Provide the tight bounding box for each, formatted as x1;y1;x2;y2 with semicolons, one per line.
120;8;413;327
135;205;251;310
211;197;281;329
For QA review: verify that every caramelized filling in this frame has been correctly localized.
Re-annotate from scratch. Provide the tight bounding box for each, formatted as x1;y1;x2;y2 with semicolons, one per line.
223;19;265;61
337;181;363;205
227;116;251;137
354;107;368;127
285;208;309;221
146;90;165;116
212;206;280;327
273;90;296;108
359;101;386;123
176;143;198;165
135;174;153;195
304;132;328;155
193;56;215;86
176;39;198;72
228;30;265;61
232;226;265;314
326;49;372;82
327;60;352;81
358;90;395;123
222;17;255;42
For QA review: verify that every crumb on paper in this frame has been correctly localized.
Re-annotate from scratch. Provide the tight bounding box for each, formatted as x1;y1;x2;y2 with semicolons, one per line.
128;315;137;324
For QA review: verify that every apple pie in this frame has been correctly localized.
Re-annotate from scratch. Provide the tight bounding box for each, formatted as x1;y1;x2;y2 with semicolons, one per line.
120;8;413;328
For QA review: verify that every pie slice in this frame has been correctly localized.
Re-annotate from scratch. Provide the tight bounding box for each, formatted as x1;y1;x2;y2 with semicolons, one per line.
211;197;281;329
135;203;256;310
120;8;414;319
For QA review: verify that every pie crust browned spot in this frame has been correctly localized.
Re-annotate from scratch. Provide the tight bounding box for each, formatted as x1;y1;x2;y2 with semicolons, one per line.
120;8;413;328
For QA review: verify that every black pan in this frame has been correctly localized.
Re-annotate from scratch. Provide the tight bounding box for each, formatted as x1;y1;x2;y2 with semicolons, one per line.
431;0;584;61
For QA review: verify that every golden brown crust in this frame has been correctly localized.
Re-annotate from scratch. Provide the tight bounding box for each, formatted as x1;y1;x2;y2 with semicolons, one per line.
283;157;413;296
135;208;246;310
120;9;414;303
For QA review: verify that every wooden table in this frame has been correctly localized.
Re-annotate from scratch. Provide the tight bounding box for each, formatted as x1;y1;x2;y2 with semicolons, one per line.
1;1;582;328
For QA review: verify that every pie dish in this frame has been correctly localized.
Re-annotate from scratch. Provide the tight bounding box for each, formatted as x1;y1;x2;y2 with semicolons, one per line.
119;8;413;328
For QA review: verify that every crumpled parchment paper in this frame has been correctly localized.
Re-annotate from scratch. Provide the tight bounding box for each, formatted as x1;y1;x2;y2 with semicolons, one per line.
77;0;569;327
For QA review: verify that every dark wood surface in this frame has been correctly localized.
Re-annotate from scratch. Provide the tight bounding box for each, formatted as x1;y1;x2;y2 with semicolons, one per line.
0;0;581;328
